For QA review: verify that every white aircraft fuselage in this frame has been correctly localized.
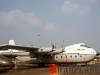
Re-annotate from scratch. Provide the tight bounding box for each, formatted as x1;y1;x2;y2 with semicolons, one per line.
54;43;96;63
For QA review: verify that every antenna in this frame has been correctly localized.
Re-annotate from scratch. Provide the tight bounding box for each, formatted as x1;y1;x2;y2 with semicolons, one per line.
61;40;65;52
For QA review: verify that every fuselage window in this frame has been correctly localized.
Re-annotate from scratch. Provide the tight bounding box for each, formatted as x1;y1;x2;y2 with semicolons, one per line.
66;56;67;58
80;55;82;57
70;56;72;58
41;49;43;51
75;56;77;58
80;45;91;48
56;56;58;58
61;56;62;58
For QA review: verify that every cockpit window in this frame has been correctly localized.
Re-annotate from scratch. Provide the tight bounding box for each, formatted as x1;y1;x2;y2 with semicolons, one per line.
80;45;91;48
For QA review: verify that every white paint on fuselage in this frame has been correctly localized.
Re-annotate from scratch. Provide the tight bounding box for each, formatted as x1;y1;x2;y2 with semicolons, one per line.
54;43;96;63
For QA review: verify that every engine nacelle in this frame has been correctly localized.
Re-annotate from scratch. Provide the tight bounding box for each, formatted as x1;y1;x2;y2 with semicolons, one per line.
16;56;37;63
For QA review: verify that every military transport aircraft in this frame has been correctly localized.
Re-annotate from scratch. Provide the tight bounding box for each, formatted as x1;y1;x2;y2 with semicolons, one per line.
0;40;97;67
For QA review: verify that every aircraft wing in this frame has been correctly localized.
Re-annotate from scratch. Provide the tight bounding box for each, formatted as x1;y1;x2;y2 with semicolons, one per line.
0;44;62;54
0;44;39;52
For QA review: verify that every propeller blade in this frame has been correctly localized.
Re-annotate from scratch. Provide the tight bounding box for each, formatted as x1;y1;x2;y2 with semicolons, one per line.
61;44;65;52
51;43;56;51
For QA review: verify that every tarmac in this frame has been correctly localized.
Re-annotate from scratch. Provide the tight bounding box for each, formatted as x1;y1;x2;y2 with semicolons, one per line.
0;64;100;75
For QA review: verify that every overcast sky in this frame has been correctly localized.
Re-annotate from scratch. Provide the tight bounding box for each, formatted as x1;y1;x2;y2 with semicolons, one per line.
0;0;100;51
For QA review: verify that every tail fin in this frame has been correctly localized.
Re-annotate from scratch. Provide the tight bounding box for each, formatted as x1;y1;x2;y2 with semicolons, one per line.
9;40;15;45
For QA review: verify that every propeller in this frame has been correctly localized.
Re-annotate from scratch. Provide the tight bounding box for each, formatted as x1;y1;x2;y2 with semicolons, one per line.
51;43;56;51
50;43;56;56
61;45;65;52
96;52;100;56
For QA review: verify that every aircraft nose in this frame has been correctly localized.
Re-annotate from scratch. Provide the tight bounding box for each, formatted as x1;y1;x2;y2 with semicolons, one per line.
0;55;13;66
0;55;14;71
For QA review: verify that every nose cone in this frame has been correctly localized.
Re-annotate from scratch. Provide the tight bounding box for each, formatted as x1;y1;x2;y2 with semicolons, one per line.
92;48;97;55
89;48;97;59
0;55;14;72
0;55;13;66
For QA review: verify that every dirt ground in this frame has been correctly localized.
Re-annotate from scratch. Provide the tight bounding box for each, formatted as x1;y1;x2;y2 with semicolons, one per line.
0;64;100;75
